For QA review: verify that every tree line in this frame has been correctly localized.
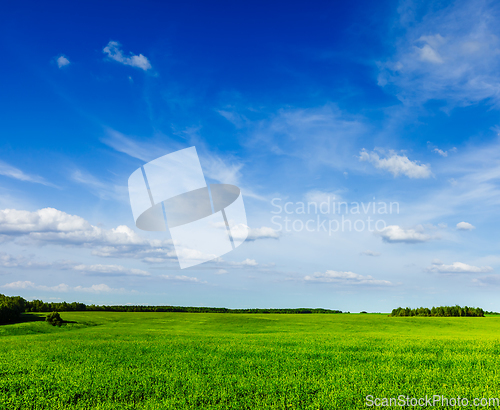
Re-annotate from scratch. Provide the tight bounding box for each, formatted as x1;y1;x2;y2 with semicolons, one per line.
389;306;485;317
0;294;26;323
24;300;344;314
2;294;345;318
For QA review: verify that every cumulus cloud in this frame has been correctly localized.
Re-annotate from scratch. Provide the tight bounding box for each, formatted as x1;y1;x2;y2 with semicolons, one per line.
1;280;126;293
0;208;91;234
304;270;392;286
0;208;170;248
361;250;381;257
103;41;152;71
457;222;475;231
359;149;431;178
0;160;53;186
56;56;70;68
426;260;493;273
378;225;434;243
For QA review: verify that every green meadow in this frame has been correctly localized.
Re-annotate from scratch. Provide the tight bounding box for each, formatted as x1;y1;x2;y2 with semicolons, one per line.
1;312;500;409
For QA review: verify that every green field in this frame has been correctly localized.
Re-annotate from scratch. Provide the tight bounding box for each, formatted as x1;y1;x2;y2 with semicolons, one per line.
1;312;500;409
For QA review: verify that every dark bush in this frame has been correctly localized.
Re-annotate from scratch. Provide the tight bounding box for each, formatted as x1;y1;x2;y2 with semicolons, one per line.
46;312;63;326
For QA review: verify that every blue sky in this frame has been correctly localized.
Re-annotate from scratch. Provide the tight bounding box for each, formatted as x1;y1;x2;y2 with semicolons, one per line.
1;0;500;312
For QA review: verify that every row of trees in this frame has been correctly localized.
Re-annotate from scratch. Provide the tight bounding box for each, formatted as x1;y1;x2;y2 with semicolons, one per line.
25;300;86;312
390;306;485;317
24;300;344;314
0;294;26;323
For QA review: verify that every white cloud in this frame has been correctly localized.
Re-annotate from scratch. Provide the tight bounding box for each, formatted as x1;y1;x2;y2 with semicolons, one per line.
245;226;280;241
378;225;434;243
70;169;126;201
251;104;368;171
0;252;151;278
56;56;70;68
159;275;205;283
428;142;457;157
472;275;500;286
361;250;380;257
433;148;448;157
239;258;257;266
103;41;152;71
101;128;175;162
417;42;444;64
200;153;243;186
214;222;279;242
359;149;432;178
1;280;126;293
456;222;475;231
304;270;392;286
0;252;51;268
305;190;342;203
101;128;249;190
0;208;170;248
0;160;53;186
379;1;500;107
426;260;493;273
215;269;228;274
73;264;150;277
0;208;90;234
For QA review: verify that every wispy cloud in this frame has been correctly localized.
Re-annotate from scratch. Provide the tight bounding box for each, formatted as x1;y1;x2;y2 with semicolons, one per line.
159;274;206;283
426;260;493;273
361;250;380;257
0;160;54;186
103;41;152;71
304;270;392;286
472;275;500;286
0;252;52;269
250;104;368;171
74;264;150;277
70;168;126;201
379;0;500;107
427;141;457;157
101;128;256;193
1;280;128;293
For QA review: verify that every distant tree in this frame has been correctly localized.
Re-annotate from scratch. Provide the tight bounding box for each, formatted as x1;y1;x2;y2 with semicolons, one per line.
46;312;63;326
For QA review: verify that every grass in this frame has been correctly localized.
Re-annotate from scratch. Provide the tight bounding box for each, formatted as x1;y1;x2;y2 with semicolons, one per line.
1;312;500;409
